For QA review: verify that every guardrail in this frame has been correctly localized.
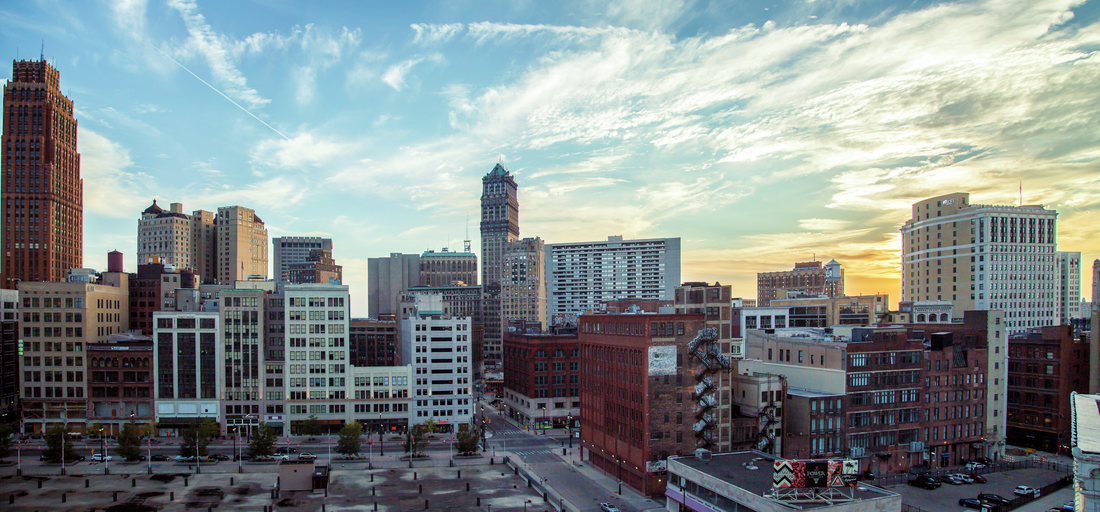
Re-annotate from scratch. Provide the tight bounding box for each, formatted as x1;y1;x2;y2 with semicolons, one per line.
503;456;580;512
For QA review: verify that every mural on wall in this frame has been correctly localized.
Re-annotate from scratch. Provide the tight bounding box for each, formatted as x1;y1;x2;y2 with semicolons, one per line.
648;345;677;375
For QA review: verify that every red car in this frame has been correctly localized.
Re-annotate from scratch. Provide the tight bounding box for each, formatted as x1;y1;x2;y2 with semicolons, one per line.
969;473;987;483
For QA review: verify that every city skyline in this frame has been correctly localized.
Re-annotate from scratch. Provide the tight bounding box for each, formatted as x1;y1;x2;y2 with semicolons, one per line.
1;0;1097;316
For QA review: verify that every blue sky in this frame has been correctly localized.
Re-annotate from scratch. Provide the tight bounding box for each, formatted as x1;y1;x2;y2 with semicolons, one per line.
2;0;1098;316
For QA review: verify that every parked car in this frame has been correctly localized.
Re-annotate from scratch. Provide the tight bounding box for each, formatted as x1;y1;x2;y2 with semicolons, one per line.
92;454;113;462
908;475;940;489
960;498;987;510
275;447;297;455
978;493;1011;506
599;504;621;512
944;475;966;485
975;457;994;466
125;455;147;462
948;473;975;484
175;455;196;462
150;454;168;461
1014;485;1041;497
210;454;230;461
965;461;988;471
969;473;987;483
234;453;253;461
1062;502;1075;512
298;453;317;461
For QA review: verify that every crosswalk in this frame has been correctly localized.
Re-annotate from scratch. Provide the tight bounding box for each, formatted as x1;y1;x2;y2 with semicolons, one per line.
510;448;558;463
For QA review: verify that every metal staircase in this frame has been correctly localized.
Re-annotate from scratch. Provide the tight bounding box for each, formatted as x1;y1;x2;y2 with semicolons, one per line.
689;327;728;449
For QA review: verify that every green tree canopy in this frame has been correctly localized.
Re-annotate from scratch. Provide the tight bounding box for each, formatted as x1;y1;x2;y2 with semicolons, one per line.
454;423;480;456
300;414;322;436
404;422;428;457
0;425;14;462
335;422;363;458
248;423;276;459
43;424;75;462
115;423;143;461
179;418;218;459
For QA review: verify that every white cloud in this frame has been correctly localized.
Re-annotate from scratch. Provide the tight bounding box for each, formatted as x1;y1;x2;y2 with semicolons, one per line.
798;218;851;231
411;23;464;45
79;128;152;218
382;58;423;91
167;0;271;109
250;132;361;169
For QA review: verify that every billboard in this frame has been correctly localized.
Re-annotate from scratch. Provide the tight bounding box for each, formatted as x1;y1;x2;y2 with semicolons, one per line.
772;459;859;488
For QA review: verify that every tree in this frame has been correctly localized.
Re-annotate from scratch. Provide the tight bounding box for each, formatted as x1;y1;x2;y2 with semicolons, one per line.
248;423;276;459
454;423;481;456
403;422;428;457
43;424;75;462
115;423;143;461
423;418;439;435
300;414;322;437
179;419;218;459
335;422;363;458
0;425;13;462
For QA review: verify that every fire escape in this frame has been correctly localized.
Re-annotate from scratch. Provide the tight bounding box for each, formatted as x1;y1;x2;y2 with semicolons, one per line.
689;327;728;449
756;394;780;454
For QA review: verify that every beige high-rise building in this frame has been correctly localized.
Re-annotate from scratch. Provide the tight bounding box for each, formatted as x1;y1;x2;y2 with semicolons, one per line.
136;201;237;285
901;192;1058;334
191;209;216;282
217;206;268;284
17;271;129;434
502;237;546;330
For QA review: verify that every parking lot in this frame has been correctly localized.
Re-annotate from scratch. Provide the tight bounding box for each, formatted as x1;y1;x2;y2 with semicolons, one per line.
888;467;1068;510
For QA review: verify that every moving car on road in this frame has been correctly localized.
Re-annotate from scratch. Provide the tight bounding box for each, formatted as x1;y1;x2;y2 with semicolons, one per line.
298;453;317;461
150;454;168;461
210;454;230;461
92;454;112;462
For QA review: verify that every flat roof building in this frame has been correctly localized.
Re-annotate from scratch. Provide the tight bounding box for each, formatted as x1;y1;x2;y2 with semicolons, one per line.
547;235;681;317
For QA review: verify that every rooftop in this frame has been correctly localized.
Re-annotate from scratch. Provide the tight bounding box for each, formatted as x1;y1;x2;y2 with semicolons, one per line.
670;451;897;509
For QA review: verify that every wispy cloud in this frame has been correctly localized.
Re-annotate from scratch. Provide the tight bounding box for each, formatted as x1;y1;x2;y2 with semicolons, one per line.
167;0;271;109
411;23;464;45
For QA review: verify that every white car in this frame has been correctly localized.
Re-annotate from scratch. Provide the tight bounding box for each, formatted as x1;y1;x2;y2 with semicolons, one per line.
1013;485;1040;497
965;462;987;471
948;473;974;484
92;454;112;462
599;504;620;512
943;475;966;485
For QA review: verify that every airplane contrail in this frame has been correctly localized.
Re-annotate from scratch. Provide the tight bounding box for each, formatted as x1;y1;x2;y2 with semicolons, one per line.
151;44;290;141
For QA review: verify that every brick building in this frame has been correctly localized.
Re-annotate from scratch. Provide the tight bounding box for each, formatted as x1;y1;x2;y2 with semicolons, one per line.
600;298;672;314
1007;325;1089;453
287;249;342;284
2;59;83;288
128;262;197;335
87;337;154;435
756;260;843;307
579;312;706;497
419;249;477;287
350;318;399;367
502;328;579;429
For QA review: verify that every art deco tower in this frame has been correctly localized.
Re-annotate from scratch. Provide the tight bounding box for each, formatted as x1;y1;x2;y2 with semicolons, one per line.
2;59;82;287
480;163;519;368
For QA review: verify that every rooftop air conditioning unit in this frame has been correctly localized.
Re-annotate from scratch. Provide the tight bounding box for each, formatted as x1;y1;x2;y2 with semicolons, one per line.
694;449;712;461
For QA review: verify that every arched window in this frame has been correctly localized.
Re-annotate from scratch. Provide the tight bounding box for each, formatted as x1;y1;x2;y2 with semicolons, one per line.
940;313;950;322
917;314;926;322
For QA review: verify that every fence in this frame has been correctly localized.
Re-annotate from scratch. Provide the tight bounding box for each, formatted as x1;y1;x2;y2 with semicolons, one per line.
875;458;1073;488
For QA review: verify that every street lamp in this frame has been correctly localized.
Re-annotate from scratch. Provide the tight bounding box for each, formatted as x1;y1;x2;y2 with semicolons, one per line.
99;427;110;475
524;499;532;512
616;455;622;495
567;414;573;449
378;412;384;456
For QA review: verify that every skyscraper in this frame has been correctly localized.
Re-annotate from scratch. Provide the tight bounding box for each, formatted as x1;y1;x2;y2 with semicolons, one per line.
480;163;519;368
546;235;681;316
1056;251;1081;325
272;236;333;283
502;237;547;330
367;252;420;319
900;192;1058;333
2;59;83;287
216;206;268;283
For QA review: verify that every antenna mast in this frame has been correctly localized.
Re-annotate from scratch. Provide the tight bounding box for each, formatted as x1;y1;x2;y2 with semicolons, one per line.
464;215;471;253
40;40;44;61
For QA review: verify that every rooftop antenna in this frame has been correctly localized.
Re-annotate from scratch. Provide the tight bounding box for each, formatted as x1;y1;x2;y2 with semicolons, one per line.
40;40;44;61
464;215;471;253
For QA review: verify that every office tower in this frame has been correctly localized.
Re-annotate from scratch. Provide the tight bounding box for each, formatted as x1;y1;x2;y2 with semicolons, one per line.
419;248;478;287
2;59;83;287
283;283;351;434
502;237;547;330
1093;259;1099;314
288;249;342;284
221;286;269;435
367;253;421;318
546;235;681;316
216;206;268;283
0;289;17;424
137;201;195;269
152;310;222;435
350;318;399;367
901;192;1058;332
18;271;129;434
480;163;519;368
1006;326;1089;453
272;236;333;283
756;259;844;306
191;209;216;281
263;292;286;432
1056;251;1081;325
400;292;473;431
